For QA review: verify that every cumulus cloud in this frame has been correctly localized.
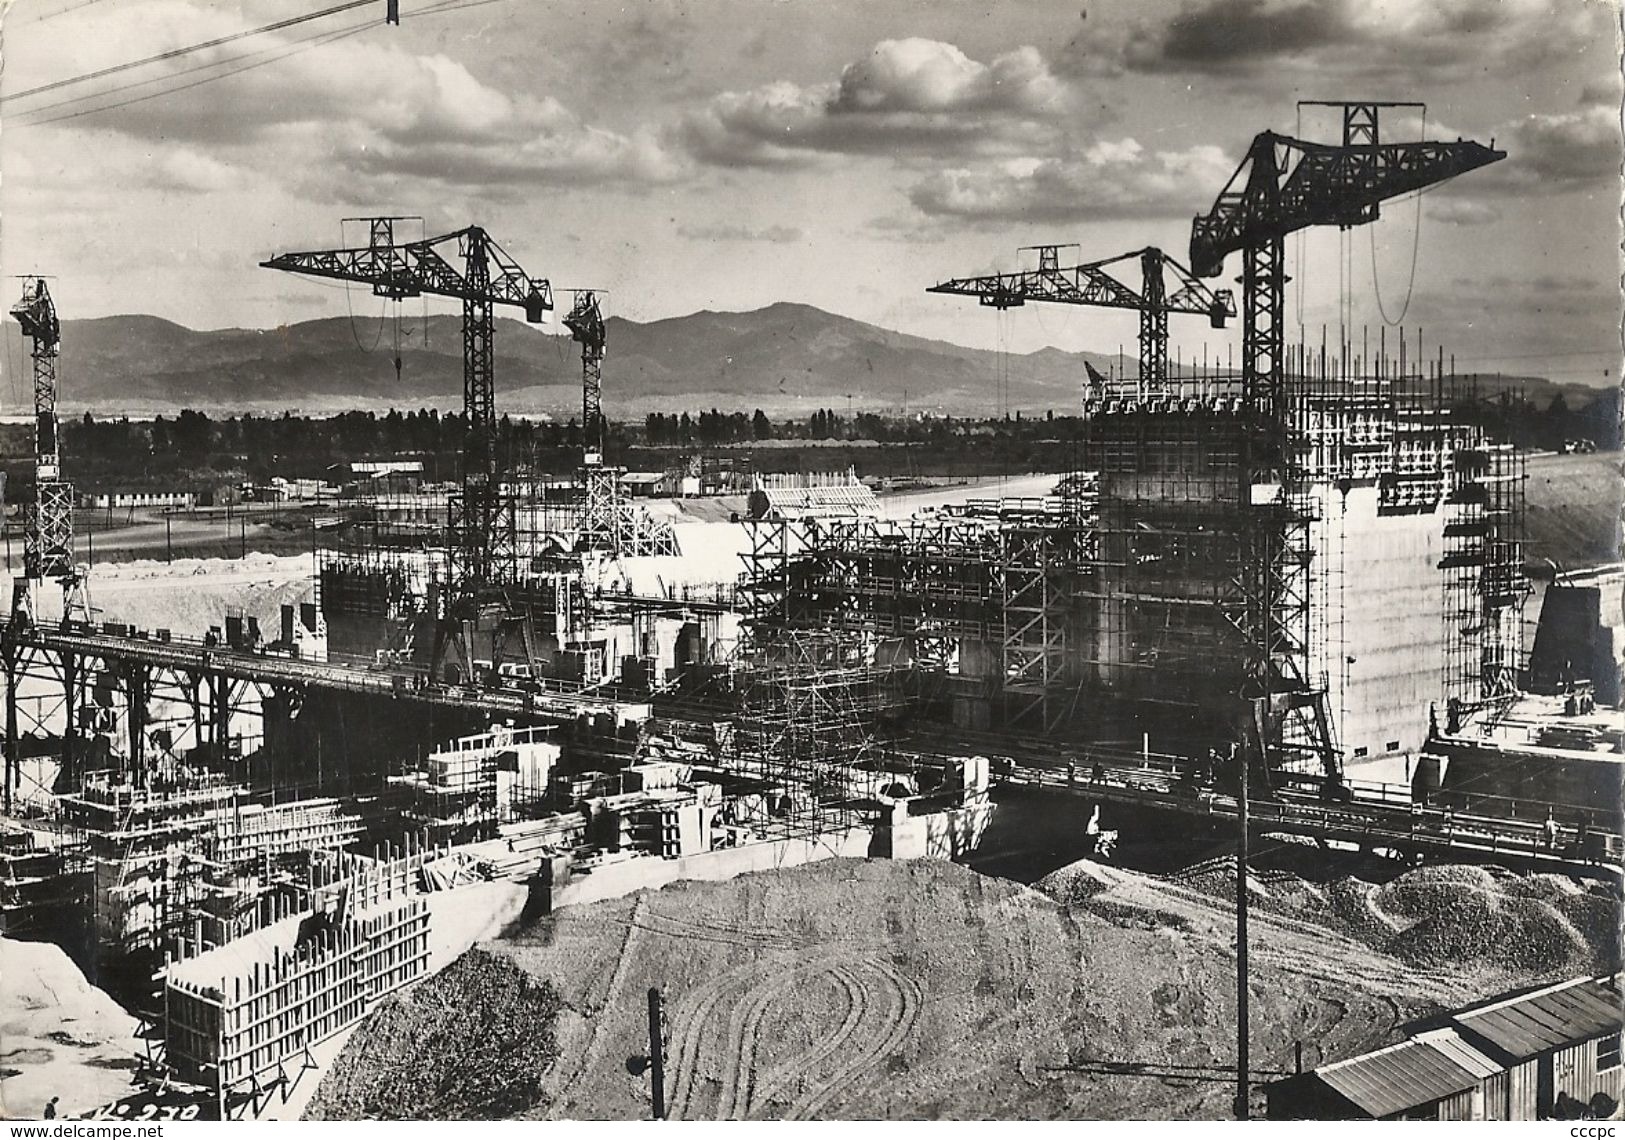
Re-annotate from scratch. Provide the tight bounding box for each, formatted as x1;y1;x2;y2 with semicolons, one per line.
10;6;684;198
679;38;1074;167
831;40;1067;116
907;141;1236;224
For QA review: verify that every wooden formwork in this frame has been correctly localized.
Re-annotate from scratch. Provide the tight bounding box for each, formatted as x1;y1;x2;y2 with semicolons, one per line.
309;837;462;911
208;798;371;864
163;898;429;1097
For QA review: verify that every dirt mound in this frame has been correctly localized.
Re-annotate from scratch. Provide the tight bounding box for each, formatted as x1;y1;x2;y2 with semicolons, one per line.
0;938;141;1119
1050;856;1616;993
305;949;563;1120
318;857;1492;1120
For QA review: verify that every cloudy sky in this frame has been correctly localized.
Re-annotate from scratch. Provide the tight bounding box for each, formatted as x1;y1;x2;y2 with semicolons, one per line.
2;0;1620;385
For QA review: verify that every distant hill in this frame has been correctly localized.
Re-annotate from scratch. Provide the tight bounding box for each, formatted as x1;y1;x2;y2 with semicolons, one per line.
37;303;1607;419
45;304;1122;418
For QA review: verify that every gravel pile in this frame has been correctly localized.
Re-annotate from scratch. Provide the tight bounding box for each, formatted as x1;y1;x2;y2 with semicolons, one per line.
1555;893;1623;970
305;949;563;1120
1326;877;1400;943
1374;868;1606;974
1033;860;1111;905
1504;873;1586;903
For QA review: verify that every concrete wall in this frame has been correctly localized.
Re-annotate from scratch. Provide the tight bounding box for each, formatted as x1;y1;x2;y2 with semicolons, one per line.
882;797;995;860
538;826;874;911
1528;571;1625;705
1311;484;1448;762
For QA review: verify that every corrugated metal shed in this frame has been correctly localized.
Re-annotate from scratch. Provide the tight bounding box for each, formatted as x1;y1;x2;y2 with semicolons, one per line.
1453;974;1623;1061
1316;1037;1481;1118
1414;1028;1502;1079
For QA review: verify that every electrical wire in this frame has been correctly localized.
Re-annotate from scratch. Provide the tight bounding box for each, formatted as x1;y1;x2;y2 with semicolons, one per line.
9;0;515;127
4;8;375;124
24;0;114;24
4;0;377;104
15;20;374;128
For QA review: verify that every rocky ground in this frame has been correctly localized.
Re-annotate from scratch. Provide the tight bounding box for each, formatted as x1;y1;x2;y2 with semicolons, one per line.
304;849;1618;1121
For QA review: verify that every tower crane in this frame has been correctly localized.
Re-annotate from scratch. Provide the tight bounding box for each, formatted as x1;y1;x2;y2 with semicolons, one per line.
562;289;616;551
1187;102;1504;782
927;245;1235;392
1190;102;1504;426
565;290;607;471
9;278;87;625
263;218;553;681
562;290;678;558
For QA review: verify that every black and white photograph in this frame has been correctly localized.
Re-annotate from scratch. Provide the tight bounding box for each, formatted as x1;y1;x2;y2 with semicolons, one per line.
0;0;1620;1125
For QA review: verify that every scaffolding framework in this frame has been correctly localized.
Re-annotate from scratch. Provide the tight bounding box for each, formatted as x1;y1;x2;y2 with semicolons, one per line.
739;478;1094;733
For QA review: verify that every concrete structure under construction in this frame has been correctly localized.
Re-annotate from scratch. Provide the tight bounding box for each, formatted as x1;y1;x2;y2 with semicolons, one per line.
749;363;1526;785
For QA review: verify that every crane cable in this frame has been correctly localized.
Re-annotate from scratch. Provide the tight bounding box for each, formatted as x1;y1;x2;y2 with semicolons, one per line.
1372;106;1426;328
1294;105;1306;334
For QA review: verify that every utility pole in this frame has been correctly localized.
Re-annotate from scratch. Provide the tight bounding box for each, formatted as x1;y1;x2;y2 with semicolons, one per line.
647;987;666;1120
1235;739;1250;1120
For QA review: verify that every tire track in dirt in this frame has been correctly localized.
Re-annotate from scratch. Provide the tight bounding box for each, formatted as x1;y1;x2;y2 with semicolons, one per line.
712;964;817;1120
1091;875;1467;1001
666;964;759;1120
784;958;922;1120
747;964;865;1118
552;895;647;1110
629;912;809;952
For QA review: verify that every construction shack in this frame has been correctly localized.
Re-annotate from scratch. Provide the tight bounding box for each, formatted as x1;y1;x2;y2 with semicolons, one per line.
1268;973;1624;1120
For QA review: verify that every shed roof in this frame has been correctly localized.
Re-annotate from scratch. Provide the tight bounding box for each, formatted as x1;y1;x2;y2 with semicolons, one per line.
1412;1029;1502;1079
752;483;880;520
1316;1037;1481;1118
1452;974;1622;1061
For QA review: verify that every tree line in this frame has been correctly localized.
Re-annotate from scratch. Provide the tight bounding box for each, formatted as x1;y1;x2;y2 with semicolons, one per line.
0;386;1610;494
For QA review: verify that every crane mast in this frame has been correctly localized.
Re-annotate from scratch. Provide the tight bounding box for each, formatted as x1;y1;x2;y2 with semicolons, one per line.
562;290;679;558
564;290;614;551
263;218;553;681
9;278;86;625
928;245;1234;393
1188;102;1505;782
565;291;606;469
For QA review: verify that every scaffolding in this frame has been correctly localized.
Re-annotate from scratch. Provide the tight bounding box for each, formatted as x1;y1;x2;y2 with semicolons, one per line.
1443;437;1529;714
738;477;1095;733
729;627;896;839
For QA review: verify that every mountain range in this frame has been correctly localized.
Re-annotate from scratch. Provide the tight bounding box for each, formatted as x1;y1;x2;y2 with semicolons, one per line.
12;302;1592;419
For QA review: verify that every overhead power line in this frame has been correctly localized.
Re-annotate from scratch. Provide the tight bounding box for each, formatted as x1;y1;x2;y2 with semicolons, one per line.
6;0;517;126
10;17;373;126
25;0;115;24
3;0;377;104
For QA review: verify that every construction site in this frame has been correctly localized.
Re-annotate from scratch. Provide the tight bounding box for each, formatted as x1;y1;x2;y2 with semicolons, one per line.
2;95;1620;1123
